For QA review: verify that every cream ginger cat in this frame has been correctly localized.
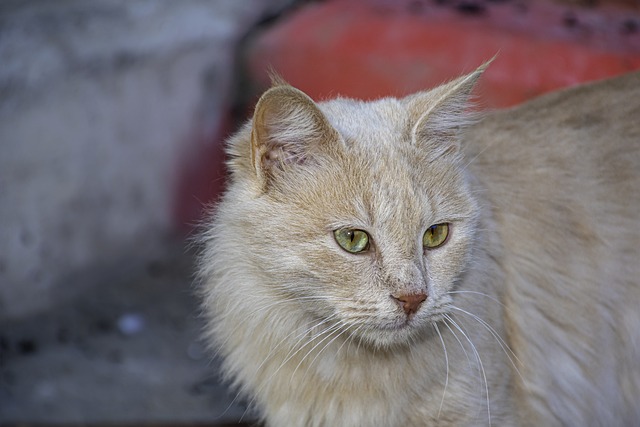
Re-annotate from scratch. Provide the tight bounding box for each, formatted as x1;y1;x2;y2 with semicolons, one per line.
198;64;640;426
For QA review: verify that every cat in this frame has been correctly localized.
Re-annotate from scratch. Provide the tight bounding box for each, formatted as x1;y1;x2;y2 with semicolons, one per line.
197;63;640;426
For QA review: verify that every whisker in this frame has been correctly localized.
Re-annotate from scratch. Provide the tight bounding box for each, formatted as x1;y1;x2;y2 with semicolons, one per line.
461;139;498;172
346;323;367;356
238;315;342;421
279;316;342;374
451;306;525;383
434;322;449;419
290;322;344;382
212;294;350;355
216;294;349;325
336;322;361;357
447;290;516;317
301;321;353;382
442;315;473;370
254;316;336;382
445;314;491;426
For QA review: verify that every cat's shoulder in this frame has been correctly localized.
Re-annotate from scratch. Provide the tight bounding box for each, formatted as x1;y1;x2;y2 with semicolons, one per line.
483;70;640;131
466;71;640;170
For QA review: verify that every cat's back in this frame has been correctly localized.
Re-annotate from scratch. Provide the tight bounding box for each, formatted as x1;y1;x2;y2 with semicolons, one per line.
469;71;640;204
469;71;640;269
466;71;640;425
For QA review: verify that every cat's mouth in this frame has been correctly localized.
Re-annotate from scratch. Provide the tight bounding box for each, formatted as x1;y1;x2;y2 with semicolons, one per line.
355;311;433;343
329;296;452;348
378;319;417;333
381;309;427;329
351;318;428;349
361;302;452;344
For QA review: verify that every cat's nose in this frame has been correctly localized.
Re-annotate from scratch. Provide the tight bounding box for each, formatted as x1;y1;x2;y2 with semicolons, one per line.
391;292;427;316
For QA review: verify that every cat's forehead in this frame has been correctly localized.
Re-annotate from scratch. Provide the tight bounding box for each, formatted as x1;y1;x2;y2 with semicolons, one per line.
275;95;471;232
309;103;437;229
313;97;451;214
319;97;410;147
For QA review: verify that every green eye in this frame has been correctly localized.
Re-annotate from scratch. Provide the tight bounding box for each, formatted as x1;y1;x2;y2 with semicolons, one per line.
334;229;370;253
423;223;449;249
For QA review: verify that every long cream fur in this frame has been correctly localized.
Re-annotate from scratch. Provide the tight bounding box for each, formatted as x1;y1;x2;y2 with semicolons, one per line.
198;66;640;426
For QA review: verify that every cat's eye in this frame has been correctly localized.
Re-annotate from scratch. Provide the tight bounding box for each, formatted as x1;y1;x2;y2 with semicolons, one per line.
423;223;450;249
334;229;370;253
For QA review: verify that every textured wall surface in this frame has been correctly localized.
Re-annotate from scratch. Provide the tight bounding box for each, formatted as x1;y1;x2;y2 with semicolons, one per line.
0;0;294;320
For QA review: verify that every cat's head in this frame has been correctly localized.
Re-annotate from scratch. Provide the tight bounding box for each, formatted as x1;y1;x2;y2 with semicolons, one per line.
223;65;486;349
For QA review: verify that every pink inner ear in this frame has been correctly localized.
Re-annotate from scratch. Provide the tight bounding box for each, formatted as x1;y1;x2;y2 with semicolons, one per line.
263;144;307;169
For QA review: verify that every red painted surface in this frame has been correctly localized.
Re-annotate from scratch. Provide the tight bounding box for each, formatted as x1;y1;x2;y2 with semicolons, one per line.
174;0;640;230
173;114;230;233
247;0;640;106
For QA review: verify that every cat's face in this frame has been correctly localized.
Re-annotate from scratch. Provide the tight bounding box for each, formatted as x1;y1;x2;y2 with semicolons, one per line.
226;70;483;348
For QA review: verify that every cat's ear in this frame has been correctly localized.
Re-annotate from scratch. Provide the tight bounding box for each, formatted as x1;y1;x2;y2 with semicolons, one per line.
405;62;489;160
250;84;338;188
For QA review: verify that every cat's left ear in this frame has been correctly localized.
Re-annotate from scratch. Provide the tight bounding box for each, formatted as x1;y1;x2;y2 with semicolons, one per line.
405;61;489;160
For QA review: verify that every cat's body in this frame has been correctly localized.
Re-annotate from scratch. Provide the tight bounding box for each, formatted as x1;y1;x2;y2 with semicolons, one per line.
466;76;640;425
199;68;640;426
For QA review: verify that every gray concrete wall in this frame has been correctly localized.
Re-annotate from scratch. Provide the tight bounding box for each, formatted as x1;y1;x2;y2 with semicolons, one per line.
0;0;294;320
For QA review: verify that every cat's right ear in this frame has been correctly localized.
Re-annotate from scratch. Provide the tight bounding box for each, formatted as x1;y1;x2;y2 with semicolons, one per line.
250;85;338;189
405;61;490;162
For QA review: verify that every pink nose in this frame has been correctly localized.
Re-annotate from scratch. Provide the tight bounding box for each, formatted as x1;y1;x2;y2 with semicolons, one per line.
391;292;427;316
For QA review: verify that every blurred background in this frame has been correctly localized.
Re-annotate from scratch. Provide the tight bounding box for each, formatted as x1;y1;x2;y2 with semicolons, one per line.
0;0;638;425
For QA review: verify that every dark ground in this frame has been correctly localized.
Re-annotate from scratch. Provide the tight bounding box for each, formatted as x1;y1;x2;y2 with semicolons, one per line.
0;241;256;426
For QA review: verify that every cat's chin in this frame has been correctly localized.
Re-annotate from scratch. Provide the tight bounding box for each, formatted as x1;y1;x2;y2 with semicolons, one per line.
353;318;436;350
